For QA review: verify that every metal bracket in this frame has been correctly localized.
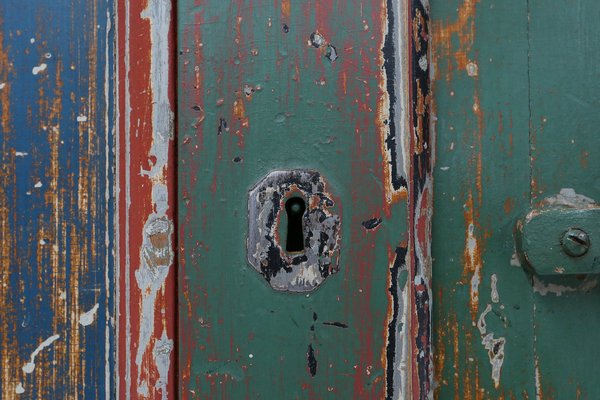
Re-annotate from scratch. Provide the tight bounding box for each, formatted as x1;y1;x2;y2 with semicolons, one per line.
515;189;600;275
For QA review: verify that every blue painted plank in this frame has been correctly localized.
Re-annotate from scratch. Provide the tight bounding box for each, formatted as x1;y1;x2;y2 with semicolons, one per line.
0;1;114;398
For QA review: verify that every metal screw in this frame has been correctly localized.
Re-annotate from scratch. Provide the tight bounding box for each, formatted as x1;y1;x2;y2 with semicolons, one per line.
561;228;590;257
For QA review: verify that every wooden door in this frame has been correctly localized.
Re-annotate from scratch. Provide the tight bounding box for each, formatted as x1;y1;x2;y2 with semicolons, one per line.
177;0;433;398
432;0;600;398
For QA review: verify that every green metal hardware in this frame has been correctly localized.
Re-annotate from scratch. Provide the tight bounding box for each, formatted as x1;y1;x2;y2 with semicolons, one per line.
516;192;600;275
561;228;590;258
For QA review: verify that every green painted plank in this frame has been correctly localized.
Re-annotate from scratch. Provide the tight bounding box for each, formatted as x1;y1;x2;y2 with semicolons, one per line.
431;0;535;398
529;0;600;398
177;1;416;398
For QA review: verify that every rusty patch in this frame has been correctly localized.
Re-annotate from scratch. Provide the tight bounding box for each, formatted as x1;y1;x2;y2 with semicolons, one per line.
431;0;481;81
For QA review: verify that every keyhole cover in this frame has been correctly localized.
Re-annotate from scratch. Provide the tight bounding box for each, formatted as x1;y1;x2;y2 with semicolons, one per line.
247;170;341;292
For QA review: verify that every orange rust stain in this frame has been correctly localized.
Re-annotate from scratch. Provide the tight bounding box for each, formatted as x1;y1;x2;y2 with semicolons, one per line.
281;0;291;20
472;91;484;207
433;300;449;399
503;197;514;214
233;92;249;128
580;150;589;168
0;31;11;133
412;8;425;53
414;79;431;155
0;29;18;395
452;313;460;400
431;0;480;82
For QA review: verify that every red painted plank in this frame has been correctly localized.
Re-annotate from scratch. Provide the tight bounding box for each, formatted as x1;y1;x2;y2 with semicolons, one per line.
116;0;177;398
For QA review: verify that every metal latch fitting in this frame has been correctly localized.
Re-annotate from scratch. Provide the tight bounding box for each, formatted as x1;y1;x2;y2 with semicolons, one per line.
515;189;600;275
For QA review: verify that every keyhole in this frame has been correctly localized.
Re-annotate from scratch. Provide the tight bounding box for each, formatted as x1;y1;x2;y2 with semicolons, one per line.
285;197;306;252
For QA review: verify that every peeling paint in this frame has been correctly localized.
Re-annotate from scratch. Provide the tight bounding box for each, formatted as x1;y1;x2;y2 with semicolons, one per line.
541;188;596;208
153;330;174;400
532;275;598;296
32;63;47;75
477;304;505;388
22;334;60;374
79;303;99;326
490;274;499;303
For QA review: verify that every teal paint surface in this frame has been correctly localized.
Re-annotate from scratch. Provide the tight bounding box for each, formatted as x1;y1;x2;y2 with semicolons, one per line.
178;1;413;398
432;0;600;398
529;0;600;397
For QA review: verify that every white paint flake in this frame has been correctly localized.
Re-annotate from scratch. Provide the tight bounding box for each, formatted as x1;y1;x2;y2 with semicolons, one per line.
22;334;60;374
510;251;522;267
34;181;43;188
532;275;598;296
15;152;28;157
77;115;88;122
153;330;174;400
418;55;428;71
32;63;47;75
466;61;478;77
15;383;25;394
490;274;499;303
0;83;5;90
477;304;505;388
79;303;99;326
30;38;35;43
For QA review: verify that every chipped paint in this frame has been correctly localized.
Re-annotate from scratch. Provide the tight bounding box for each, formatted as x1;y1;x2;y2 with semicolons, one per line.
31;63;47;75
22;334;60;374
477;304;505;388
153;330;174;400
79;303;100;326
379;0;411;205
490;274;499;303
116;0;177;397
532;275;598;296
385;246;411;399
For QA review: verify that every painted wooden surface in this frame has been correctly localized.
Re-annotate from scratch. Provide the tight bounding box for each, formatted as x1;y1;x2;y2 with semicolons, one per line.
0;1;114;398
528;0;600;397
431;0;600;398
177;0;433;398
115;0;178;398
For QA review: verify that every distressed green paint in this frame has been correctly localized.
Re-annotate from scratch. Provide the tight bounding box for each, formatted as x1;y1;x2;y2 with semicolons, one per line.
431;0;535;398
178;1;409;398
529;0;600;397
517;207;600;276
433;0;600;398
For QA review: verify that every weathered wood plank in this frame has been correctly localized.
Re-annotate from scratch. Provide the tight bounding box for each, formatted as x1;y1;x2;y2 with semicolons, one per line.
529;0;600;398
115;0;178;398
178;0;433;398
431;0;535;398
0;1;114;398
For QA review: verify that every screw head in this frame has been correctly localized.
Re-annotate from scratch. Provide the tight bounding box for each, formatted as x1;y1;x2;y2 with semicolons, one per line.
561;228;590;257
